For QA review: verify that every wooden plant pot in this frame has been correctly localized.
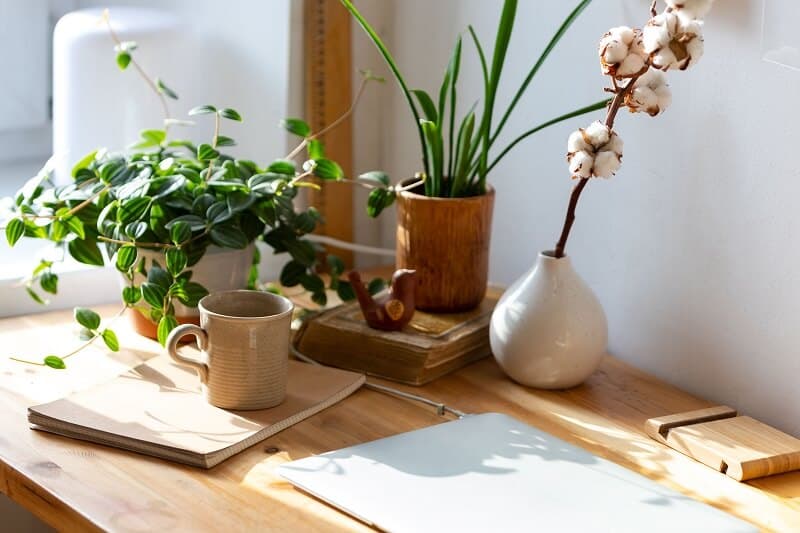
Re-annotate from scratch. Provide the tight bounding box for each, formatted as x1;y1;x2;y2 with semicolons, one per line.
121;244;255;340
396;184;495;312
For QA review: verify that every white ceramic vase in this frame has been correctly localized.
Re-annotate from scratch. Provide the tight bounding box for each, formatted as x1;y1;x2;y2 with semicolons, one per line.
489;251;607;389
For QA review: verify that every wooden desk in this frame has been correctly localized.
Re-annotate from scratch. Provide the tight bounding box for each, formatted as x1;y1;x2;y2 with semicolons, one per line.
1;306;798;532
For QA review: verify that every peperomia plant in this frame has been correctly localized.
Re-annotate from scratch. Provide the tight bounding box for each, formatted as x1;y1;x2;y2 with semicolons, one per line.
1;11;390;368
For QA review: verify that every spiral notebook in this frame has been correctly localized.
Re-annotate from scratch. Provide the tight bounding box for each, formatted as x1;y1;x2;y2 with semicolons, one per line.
28;355;365;468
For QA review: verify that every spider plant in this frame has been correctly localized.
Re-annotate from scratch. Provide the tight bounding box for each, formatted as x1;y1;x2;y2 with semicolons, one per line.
341;0;610;200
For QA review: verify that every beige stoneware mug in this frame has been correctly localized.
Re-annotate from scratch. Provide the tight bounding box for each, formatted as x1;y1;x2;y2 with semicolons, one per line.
166;290;293;410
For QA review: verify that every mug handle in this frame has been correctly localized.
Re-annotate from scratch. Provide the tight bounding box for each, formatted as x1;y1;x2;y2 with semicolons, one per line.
166;324;209;384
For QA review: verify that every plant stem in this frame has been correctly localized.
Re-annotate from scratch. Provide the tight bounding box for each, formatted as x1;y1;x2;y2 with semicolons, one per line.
103;10;171;134
553;75;640;258
284;76;370;161
20;185;111;221
9;305;127;366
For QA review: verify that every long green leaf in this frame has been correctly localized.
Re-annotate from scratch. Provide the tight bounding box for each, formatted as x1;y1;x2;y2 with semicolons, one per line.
340;0;429;176
466;26;490;188
478;0;518;189
420;120;443;197
445;36;462;181
491;0;591;146
487;98;610;174
452;111;476;197
412;90;438;123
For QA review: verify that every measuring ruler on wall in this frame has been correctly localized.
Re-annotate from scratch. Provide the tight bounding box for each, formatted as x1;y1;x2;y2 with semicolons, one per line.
304;0;354;266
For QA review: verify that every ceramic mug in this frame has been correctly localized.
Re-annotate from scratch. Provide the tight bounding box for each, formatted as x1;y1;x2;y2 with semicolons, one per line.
166;290;293;410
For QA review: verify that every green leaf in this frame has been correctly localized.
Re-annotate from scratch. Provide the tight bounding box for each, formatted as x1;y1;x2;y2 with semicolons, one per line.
368;278;387;295
267;160;296;175
122;286;141;305
307;139;325;160
327;254;345;276
206;202;232;225
68;237;105;266
165;247;187;276
32;260;53;276
209;225;249;249
174;282;208;307
197;143;220;161
157;315;179;346
312;158;344;180
300;274;325;294
63;216;86;239
170;220;192;244
215;135;236;147
125;221;148;240
102;329;120;352
140;129;166;145
44;355;66;370
118;197;151;224
167;214;206;232
49;219;68;241
141;282;167;309
227;190;255;213
366;187;395;217
26;287;46;305
412;89;438;123
336;280;356;301
286;239;317;267
116;51;131;70
311;291;328;307
116;244;138;272
357;171;390;187
189;104;217;116
71;150;97;177
420;119;444;195
147;263;173;289
156;78;178;100
5;218;24;246
280;118;310;137
280;260;306;287
219;108;243;121
40;271;58;295
74;307;101;330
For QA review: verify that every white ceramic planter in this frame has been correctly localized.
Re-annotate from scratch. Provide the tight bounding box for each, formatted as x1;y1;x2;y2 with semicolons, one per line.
119;244;255;317
489;251;607;389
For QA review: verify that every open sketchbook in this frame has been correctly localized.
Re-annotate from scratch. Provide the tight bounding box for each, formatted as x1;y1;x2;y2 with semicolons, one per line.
28;355;365;468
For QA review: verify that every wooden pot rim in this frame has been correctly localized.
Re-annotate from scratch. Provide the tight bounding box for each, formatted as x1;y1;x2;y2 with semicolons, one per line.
397;178;495;203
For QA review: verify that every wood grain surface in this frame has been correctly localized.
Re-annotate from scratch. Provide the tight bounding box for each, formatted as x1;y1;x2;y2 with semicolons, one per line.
2;306;800;531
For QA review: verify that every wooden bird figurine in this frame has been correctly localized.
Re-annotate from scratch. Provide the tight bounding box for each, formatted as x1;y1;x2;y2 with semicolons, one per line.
348;269;417;331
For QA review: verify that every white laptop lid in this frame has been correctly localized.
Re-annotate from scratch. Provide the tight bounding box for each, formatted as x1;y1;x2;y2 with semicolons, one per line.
278;413;756;532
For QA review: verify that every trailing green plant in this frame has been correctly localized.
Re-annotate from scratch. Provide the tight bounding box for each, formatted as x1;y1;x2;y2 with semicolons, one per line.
342;0;611;204
1;12;390;368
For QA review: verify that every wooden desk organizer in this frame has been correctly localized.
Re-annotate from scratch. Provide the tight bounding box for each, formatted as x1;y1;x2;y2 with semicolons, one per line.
645;406;800;481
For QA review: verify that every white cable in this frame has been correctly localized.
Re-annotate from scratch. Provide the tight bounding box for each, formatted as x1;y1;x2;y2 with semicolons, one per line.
305;234;395;257
290;344;466;419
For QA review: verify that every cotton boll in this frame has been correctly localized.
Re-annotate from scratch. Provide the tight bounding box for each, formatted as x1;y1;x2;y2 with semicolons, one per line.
592;151;622;178
643;12;704;71
568;150;594;179
625;69;672;116
567;130;590;153
666;0;715;19
599;26;647;79
566;124;623;179
584;121;611;146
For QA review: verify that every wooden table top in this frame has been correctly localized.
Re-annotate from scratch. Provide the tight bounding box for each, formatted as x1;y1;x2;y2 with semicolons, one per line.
1;304;798;532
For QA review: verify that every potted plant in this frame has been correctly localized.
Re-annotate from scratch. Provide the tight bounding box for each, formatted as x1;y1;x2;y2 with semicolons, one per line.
341;0;609;312
490;0;713;388
1;13;387;368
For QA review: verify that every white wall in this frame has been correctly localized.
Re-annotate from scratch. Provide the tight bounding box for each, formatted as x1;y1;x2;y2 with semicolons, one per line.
358;0;800;434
